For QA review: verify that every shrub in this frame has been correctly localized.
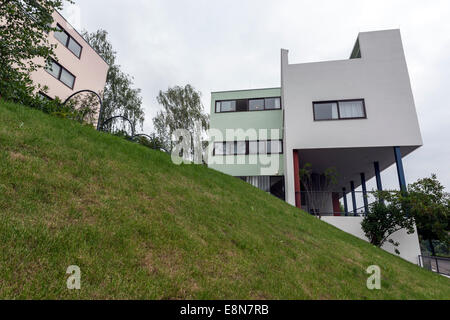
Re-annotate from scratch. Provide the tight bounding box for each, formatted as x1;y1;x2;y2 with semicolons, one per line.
361;191;415;254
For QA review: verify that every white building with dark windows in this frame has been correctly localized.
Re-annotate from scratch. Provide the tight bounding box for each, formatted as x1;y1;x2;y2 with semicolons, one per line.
208;29;423;263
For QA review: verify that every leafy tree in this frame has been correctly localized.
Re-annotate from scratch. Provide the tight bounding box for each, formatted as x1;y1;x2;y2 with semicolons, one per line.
361;191;416;254
407;174;449;256
133;133;167;152
82;29;144;134
299;163;338;218
0;0;71;103
66;91;102;125
153;84;209;154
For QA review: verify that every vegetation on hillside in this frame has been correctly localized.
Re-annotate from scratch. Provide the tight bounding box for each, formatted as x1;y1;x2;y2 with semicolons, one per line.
153;84;209;155
362;177;449;256
0;100;448;299
82;29;145;134
0;0;100;124
408;175;449;256
0;0;69;103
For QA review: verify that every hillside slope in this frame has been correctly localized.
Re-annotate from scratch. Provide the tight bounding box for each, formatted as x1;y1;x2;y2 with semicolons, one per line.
0;101;448;299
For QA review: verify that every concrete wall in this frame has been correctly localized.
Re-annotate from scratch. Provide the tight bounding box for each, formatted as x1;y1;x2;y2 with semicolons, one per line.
322;216;421;264
282;30;423;205
29;11;109;122
209;88;284;177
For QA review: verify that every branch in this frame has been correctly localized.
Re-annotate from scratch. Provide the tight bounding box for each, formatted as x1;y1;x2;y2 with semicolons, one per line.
380;227;403;246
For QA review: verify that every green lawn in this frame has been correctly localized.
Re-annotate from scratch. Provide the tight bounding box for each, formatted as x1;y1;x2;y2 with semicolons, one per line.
0;100;448;299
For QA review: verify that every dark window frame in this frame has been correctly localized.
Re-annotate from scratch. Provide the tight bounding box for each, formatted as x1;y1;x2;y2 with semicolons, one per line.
312;99;367;121
54;23;83;59
45;59;76;90
213;139;283;156
38;91;54;101
248;139;283;155
215;96;282;113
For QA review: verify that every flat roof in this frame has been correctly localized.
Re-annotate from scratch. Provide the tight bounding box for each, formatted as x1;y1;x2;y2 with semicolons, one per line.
211;87;280;94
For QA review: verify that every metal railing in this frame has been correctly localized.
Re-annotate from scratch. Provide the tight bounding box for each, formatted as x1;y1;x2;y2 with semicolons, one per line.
300;190;374;217
418;255;450;276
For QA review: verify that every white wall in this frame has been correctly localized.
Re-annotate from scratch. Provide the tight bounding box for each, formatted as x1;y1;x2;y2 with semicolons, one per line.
282;30;423;205
322;216;421;264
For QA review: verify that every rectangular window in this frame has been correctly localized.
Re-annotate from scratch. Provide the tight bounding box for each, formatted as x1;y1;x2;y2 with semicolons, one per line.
68;38;82;58
45;59;76;89
54;24;82;58
46;60;61;78
249;141;258;155
214;142;224;155
54;26;69;45
236;141;246;155
236;99;248;112
60;68;75;88
249;99;265;111
338;100;365;118
218;101;236;112
215;96;282;113
313;102;338;120
268;140;282;154
258;141;267;154
313;99;366;121
214;140;283;156
265;97;281;110
225;141;235;155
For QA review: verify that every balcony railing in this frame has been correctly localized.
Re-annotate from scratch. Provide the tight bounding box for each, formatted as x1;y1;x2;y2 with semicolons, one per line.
299;190;390;217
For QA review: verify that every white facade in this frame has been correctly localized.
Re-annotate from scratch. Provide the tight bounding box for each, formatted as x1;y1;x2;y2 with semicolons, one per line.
282;29;423;206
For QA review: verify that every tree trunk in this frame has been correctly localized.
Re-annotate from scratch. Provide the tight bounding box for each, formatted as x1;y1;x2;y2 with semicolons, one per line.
428;238;436;256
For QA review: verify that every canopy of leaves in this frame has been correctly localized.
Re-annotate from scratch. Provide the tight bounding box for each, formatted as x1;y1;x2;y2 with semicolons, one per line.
153;84;209;153
133;133;167;152
82;29;144;134
0;0;69;103
407;174;449;245
361;191;416;254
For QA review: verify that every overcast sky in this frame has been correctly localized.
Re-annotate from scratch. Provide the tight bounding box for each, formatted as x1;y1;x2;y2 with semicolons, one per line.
62;0;450;192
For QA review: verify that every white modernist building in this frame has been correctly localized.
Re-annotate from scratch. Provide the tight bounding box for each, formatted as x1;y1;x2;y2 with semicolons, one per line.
209;30;423;263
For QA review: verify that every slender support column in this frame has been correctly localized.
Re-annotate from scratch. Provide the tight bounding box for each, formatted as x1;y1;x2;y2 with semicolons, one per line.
293;150;302;208
332;192;341;216
360;173;369;215
394;146;407;192
342;188;348;216
350;181;357;216
374;161;383;191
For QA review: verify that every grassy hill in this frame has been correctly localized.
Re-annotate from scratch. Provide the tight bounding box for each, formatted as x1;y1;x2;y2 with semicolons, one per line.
0;100;448;299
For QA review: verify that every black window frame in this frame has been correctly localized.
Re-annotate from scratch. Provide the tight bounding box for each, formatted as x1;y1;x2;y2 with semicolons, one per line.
213;139;283;156
313;99;367;121
45;59;76;89
38;91;54;101
215;97;282;113
54;23;83;59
